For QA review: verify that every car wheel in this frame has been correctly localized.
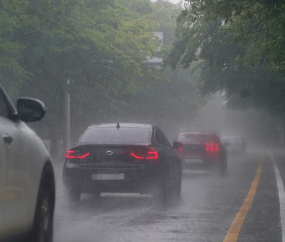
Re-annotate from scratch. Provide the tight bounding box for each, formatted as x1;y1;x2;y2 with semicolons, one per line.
156;169;171;204
32;168;55;242
157;182;168;204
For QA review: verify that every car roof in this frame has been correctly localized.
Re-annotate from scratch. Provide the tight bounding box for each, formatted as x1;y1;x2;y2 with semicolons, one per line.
178;132;215;136
221;136;241;139
87;123;153;130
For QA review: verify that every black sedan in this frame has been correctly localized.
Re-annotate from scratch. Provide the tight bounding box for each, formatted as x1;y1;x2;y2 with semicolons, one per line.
63;123;182;204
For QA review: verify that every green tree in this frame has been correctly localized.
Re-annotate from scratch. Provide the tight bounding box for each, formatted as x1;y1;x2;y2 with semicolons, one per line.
1;0;161;153
1;0;205;156
165;0;285;117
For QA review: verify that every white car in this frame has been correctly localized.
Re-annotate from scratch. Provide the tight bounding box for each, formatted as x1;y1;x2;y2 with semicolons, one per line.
0;86;55;242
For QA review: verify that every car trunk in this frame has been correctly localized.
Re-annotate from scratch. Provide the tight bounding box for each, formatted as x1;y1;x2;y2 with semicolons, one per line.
68;144;156;168
180;143;206;156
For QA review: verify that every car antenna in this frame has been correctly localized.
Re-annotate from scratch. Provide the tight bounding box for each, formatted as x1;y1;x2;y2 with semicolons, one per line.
116;123;120;129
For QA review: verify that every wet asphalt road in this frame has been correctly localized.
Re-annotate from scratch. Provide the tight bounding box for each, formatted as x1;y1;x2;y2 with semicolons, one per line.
53;149;285;242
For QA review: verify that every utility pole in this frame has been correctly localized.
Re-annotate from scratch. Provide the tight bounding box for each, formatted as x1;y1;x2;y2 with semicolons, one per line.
281;127;284;148
63;79;70;153
277;125;284;148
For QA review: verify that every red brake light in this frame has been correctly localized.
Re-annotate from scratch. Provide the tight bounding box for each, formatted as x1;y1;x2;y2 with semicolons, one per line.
130;153;145;159
66;150;90;159
66;150;76;159
215;143;219;151
146;151;158;159
130;148;158;162
77;153;90;158
131;151;158;159
205;143;209;151
205;143;219;152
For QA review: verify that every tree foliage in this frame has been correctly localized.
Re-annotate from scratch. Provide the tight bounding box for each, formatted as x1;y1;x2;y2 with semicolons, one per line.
166;0;285;116
1;0;204;155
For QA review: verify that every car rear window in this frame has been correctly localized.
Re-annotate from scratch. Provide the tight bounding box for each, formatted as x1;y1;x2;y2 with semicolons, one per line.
79;127;151;144
177;133;214;143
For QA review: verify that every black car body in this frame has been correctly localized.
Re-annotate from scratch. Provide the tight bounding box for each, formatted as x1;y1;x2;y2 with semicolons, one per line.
63;123;182;203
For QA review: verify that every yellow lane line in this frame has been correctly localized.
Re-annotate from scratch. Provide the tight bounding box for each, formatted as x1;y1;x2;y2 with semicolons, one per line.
56;193;63;197
223;155;263;242
56;189;62;193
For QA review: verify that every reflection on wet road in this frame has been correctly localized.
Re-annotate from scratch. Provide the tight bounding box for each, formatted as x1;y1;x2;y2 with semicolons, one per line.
53;149;285;242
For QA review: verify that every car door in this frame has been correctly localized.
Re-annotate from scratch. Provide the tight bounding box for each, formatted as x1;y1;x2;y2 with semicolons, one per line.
0;88;11;237
154;129;176;186
159;130;182;185
0;88;28;238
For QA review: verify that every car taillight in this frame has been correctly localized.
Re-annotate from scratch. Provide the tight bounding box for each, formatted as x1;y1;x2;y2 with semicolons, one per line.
146;151;158;159
205;143;219;152
66;150;90;159
130;148;158;163
215;143;219;151
130;152;145;159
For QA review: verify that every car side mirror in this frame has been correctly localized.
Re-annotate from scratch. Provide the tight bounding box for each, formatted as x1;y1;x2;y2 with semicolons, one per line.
223;142;230;147
173;142;183;150
17;97;46;122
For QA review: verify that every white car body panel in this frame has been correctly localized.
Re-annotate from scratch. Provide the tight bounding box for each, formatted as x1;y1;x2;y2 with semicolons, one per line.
0;100;52;240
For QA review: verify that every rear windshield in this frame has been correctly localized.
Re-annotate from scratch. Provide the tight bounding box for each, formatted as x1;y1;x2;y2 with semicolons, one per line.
177;133;214;143
79;127;151;144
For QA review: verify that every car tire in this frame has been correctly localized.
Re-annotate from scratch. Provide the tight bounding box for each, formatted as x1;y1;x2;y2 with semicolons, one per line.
31;165;55;242
157;182;168;205
156;167;171;204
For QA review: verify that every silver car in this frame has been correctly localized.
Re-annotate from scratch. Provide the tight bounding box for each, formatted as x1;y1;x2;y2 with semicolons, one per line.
0;85;55;242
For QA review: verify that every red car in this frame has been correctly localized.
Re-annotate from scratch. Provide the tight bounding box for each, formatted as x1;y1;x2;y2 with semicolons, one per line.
174;132;227;173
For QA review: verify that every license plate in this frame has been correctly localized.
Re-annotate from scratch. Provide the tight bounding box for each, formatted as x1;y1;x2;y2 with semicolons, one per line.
92;173;124;180
185;159;202;163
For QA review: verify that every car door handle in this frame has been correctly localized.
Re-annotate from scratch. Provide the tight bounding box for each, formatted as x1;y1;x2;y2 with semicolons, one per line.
3;134;13;145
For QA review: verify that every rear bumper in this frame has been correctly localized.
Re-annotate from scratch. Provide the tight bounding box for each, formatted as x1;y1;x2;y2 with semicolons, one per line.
63;162;162;194
226;147;244;154
180;157;220;170
182;161;218;170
